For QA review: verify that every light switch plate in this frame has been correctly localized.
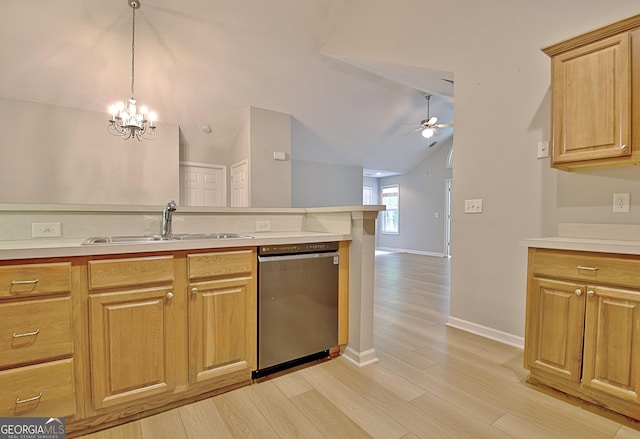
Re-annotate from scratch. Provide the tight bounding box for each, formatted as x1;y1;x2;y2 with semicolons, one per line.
464;199;483;214
537;141;549;159
32;222;62;237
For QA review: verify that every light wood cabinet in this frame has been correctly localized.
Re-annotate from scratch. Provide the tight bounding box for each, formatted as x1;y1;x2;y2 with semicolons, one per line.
88;287;176;409
0;259;80;419
187;250;256;385
87;255;177;410
543;14;640;170
525;248;640;420
1;241;345;436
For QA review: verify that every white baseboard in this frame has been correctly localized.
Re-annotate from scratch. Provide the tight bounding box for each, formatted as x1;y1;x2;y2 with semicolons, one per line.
446;316;524;349
376;247;446;258
342;346;380;367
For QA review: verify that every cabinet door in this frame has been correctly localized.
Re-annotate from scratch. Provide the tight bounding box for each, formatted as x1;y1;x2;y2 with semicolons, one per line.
89;287;176;409
189;277;256;384
527;278;585;383
551;33;631;164
582;286;640;403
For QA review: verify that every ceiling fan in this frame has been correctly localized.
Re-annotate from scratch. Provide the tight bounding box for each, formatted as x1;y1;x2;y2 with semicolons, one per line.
405;94;453;139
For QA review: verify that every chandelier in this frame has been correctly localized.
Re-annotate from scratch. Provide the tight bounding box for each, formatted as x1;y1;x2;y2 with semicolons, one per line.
108;0;157;141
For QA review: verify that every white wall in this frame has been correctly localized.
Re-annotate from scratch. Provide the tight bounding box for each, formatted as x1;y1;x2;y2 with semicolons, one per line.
377;140;453;255
0;97;179;205
291;160;363;207
249;107;292;208
324;0;640;339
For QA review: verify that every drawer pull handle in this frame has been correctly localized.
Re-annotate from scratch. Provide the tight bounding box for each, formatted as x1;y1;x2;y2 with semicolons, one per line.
16;392;42;404
577;266;598;272
11;279;39;285
12;329;40;338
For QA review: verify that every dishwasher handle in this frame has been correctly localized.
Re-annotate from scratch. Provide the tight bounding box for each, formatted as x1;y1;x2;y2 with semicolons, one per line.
258;251;339;263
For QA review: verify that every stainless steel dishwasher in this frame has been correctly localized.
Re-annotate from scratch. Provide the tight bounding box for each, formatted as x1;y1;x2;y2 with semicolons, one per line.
253;241;339;379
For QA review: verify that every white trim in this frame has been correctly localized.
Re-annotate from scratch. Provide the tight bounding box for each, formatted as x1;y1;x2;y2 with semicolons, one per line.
445;316;524;349
376;246;446;258
342;346;379;367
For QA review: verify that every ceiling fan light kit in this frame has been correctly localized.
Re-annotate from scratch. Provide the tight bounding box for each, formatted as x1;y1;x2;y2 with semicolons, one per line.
405;94;453;141
107;0;157;141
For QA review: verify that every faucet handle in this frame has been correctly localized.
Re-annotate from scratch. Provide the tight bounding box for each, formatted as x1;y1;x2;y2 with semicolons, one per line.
167;200;177;211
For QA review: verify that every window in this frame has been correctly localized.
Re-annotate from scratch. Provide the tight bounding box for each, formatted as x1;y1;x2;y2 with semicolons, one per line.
381;184;399;234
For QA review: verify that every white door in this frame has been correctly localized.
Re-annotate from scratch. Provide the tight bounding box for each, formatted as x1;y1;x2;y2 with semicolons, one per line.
180;162;227;207
230;160;249;207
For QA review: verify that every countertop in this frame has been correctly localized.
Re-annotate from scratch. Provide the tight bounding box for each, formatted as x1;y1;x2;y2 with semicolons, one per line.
0;231;351;260
520;236;640;255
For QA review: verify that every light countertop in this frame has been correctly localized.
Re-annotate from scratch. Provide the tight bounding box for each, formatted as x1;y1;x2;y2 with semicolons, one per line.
0;231;351;260
520;237;640;255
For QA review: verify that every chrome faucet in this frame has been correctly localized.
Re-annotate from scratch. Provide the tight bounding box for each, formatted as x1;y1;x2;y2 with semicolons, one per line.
161;200;177;238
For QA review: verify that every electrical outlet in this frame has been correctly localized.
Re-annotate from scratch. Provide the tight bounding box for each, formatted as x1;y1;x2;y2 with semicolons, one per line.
32;222;62;238
613;193;630;213
255;220;271;232
464;199;483;214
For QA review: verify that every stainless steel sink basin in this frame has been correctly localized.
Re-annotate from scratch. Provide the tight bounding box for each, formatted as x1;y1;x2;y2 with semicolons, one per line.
82;233;252;245
172;233;252;240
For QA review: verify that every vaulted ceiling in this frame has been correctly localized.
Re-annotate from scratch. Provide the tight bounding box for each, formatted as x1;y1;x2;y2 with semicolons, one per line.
0;0;453;174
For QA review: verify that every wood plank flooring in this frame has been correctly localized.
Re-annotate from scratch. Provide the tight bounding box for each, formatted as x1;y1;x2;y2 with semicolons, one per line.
79;252;640;438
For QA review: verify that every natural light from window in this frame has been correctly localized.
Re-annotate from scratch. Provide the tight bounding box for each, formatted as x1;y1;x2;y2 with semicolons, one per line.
381;184;399;234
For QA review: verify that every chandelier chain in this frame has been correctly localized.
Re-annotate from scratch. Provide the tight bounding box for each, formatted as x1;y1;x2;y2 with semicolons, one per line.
130;7;136;97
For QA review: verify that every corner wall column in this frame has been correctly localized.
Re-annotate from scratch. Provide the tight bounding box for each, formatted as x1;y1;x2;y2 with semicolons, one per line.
343;210;379;367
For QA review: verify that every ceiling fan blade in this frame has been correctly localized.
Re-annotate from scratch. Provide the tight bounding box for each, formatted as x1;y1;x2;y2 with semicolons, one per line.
435;123;453;128
427;116;438;126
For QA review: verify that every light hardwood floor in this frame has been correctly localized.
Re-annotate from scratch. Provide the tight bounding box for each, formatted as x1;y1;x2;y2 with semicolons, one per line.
79;252;640;438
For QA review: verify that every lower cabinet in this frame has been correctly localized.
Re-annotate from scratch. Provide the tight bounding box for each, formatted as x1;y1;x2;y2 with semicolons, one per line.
525;248;640;419
188;249;257;385
76;249;257;435
1;243;338;436
88;286;176;409
87;254;177;411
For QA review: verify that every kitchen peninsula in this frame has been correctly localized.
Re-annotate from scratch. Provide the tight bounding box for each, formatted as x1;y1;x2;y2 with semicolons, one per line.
0;203;382;437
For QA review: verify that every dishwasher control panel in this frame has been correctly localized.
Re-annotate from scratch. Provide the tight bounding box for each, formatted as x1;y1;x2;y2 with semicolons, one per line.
258;241;339;256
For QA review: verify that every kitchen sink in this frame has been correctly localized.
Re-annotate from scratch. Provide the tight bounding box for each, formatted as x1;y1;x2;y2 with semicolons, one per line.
82;233;253;245
172;233;252;240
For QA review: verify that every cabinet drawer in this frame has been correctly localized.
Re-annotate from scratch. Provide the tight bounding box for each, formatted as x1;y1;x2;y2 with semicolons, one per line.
533;249;640;287
0;297;73;368
88;255;174;290
188;250;254;280
0;358;76;417
0;262;71;299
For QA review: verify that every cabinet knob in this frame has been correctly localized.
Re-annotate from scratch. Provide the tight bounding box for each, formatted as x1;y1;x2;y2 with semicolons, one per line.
575;288;582;296
587;290;595;297
165;291;174;300
191;287;198;295
621;144;628;151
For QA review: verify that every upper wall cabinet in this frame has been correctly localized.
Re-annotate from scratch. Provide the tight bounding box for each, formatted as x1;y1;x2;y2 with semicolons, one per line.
543;14;640;170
